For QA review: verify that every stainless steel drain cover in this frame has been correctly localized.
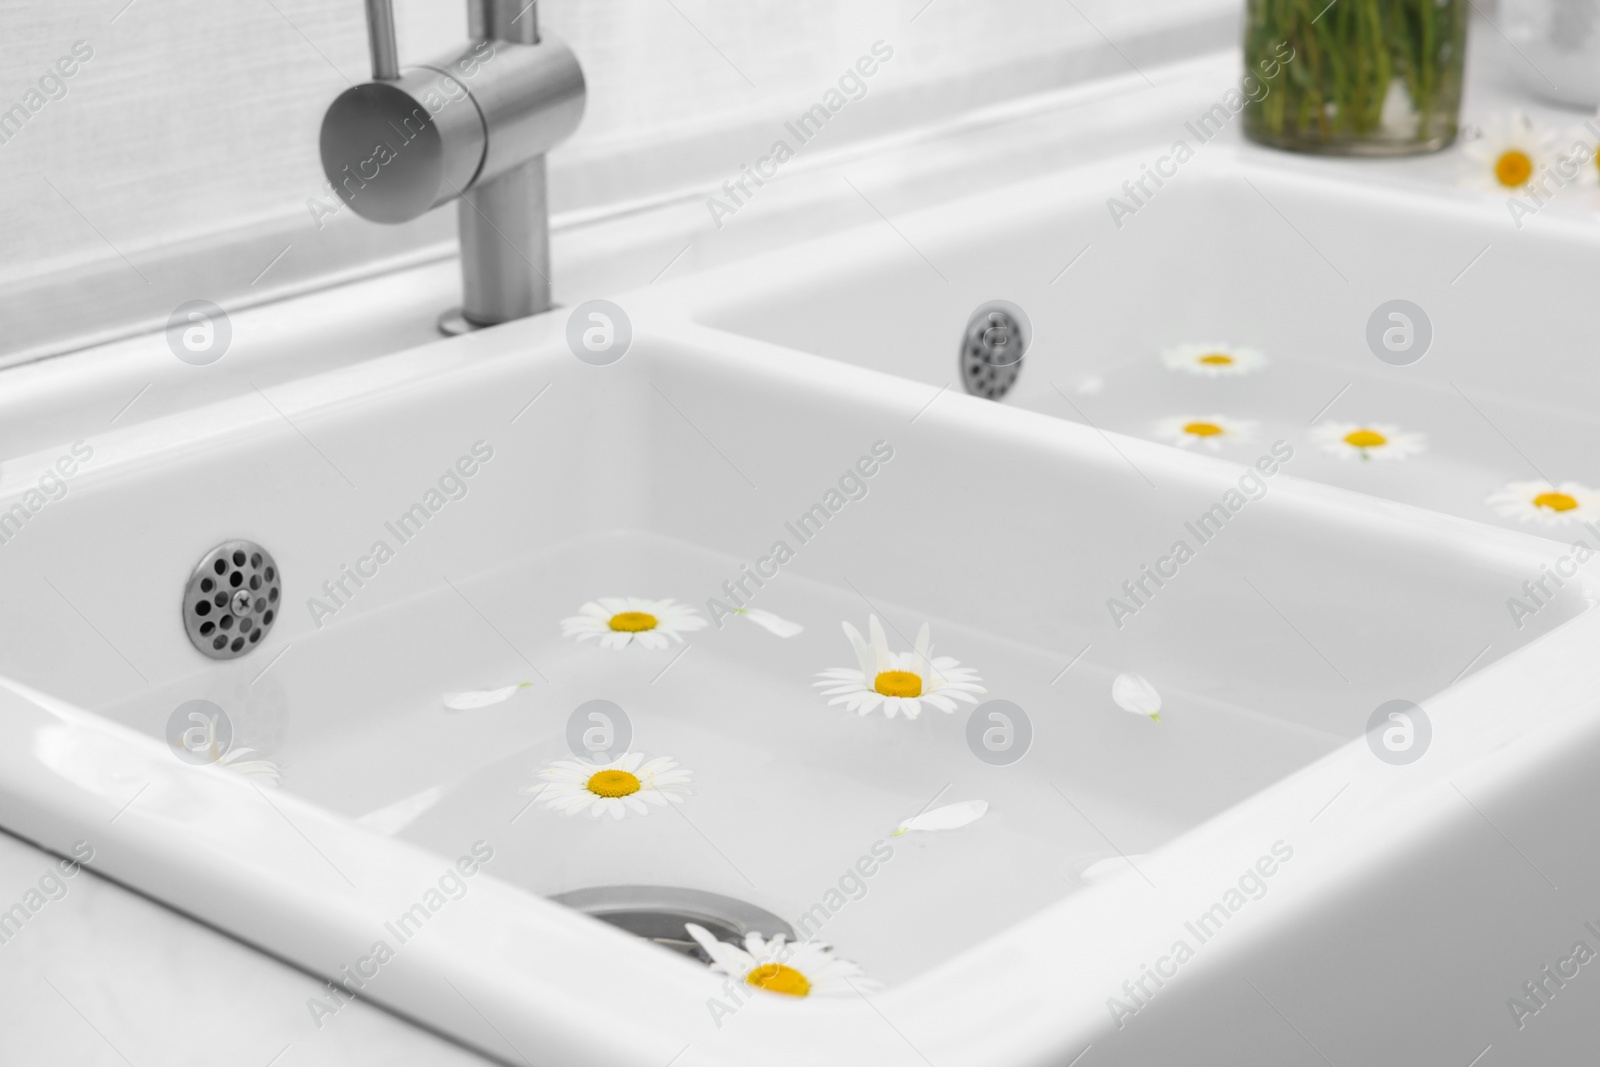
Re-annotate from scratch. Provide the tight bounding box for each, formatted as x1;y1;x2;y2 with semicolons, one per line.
551;885;796;960
960;300;1030;400
183;541;281;659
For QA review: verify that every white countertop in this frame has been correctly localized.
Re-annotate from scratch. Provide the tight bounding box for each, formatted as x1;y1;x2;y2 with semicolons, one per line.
0;828;493;1066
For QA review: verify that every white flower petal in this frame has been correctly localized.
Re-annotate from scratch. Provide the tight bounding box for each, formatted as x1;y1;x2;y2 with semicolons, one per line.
895;800;988;835
867;615;892;672
1112;672;1162;721
442;683;531;711
357;786;443;835
737;608;804;637
1080;854;1151;883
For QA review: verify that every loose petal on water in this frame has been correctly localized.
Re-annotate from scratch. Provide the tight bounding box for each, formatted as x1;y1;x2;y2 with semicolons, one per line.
894;799;988;836
1080;854;1150;883
443;683;533;711
1112;673;1162;721
357;786;444;835
736;608;804;637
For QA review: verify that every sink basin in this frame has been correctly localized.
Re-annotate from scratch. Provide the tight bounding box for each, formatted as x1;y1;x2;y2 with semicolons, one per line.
670;145;1600;536
3;292;1599;1064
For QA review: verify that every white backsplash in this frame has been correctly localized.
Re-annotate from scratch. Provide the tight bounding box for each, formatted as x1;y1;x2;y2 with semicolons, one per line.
0;0;1237;361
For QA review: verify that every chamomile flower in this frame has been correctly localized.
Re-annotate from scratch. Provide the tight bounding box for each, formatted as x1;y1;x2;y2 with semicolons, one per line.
1460;111;1559;193
561;597;707;650
1560;122;1600;188
685;924;877;998
815;616;985;720
174;707;282;784
1153;414;1258;451
524;752;692;819
1160;343;1267;378
1312;421;1426;462
1486;480;1600;527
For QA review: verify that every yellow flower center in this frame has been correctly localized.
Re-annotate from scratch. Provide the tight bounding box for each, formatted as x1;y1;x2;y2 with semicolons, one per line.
1534;491;1579;513
608;611;657;632
1343;429;1388;448
1198;353;1235;365
747;963;811;997
1183;421;1224;437
874;670;923;698
1495;149;1533;188
586;769;641;797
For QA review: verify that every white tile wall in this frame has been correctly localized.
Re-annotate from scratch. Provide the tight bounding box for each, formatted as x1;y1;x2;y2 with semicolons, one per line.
0;0;1238;361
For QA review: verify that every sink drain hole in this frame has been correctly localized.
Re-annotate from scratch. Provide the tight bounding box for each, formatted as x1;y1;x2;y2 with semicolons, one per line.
183;540;281;659
959;300;1030;401
551;885;795;961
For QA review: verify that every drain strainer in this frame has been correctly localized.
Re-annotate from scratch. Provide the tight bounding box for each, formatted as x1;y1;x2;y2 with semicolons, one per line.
551;885;796;961
183;540;281;659
960;300;1030;400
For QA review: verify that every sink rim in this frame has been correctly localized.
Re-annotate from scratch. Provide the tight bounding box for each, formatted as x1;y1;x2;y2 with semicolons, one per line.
3;314;1599;1066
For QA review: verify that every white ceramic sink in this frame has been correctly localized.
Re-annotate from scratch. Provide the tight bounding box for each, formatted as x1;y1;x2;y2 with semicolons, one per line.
4;290;1600;1064
667;142;1600;538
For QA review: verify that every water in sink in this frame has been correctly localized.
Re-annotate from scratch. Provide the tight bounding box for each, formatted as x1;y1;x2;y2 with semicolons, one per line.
101;529;1343;985
679;151;1600;536
60;331;1585;991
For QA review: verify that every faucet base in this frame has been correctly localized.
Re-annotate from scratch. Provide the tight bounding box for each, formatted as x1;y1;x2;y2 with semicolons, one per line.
457;158;553;325
436;302;564;338
436;308;479;337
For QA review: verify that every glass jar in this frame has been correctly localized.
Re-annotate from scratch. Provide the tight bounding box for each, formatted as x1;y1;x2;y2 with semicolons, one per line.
1243;0;1469;156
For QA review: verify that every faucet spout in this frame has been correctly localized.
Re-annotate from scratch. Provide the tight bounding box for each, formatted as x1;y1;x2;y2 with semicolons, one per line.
320;0;585;332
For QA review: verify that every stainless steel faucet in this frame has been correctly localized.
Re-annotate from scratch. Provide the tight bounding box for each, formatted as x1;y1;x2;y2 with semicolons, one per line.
320;0;585;333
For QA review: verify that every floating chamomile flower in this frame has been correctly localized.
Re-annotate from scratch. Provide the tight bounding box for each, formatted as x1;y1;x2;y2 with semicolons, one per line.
1154;414;1258;451
524;752;692;819
893;800;988;836
1460;111;1558;193
177;707;282;784
1312;422;1426;462
1486;480;1600;527
1555;123;1600;190
1161;343;1267;378
442;683;532;711
561;597;707;650
1111;673;1162;723
733;607;804;638
218;745;283;784
685;924;876;998
815;616;985;720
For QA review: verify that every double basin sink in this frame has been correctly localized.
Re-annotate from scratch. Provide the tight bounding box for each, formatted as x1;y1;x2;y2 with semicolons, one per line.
2;86;1599;1067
